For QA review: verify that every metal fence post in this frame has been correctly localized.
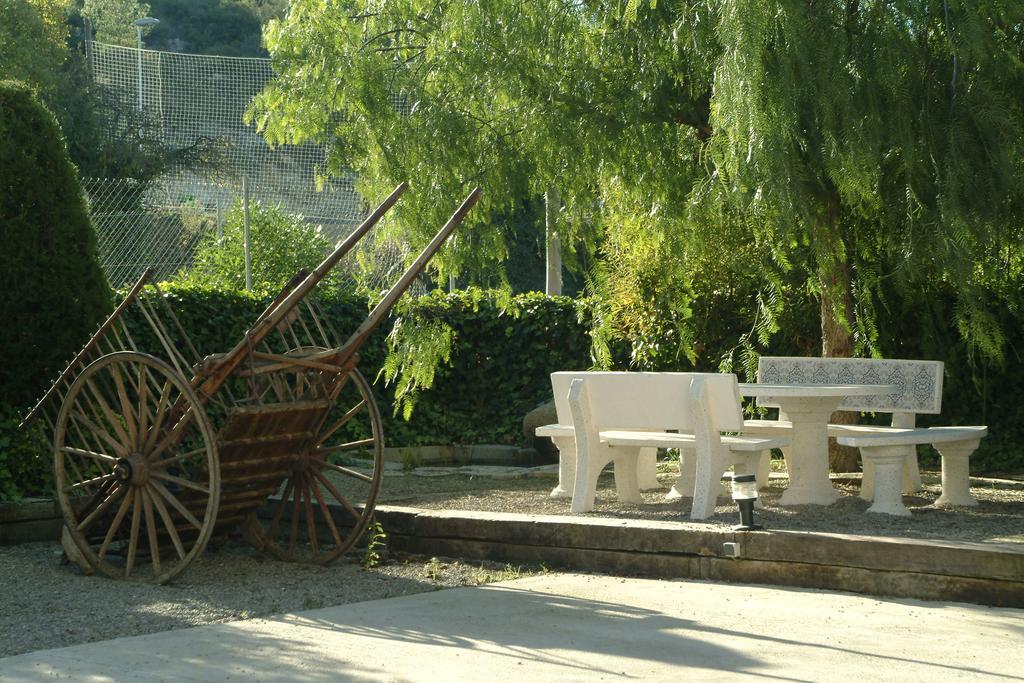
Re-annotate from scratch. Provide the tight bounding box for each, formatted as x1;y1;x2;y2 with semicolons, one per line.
216;198;223;239
243;176;252;292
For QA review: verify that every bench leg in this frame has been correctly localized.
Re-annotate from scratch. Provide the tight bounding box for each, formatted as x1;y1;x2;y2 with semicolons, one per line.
690;448;731;520
667;448;695;500
756;450;772;492
934;440;980;507
613;450;643;505
860;446;911;516
779;445;794;486
668;449;728;501
638;447;661;490
570;446;642;513
549;436;575;499
570;446;611;513
861;446;921;501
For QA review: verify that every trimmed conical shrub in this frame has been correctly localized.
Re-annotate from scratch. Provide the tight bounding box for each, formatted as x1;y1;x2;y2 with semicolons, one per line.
0;80;112;411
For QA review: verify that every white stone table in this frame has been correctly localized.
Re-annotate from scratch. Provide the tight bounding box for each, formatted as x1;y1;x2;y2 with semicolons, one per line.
739;383;896;506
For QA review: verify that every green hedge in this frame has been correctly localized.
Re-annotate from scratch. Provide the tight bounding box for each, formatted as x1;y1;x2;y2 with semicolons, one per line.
118;285;589;449
385;289;592;445
4;281;1021;501
0;406;51;501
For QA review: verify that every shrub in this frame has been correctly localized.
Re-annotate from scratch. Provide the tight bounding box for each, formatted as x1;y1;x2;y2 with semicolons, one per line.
383;289;592;446
0;80;113;411
177;200;339;296
0;405;51;501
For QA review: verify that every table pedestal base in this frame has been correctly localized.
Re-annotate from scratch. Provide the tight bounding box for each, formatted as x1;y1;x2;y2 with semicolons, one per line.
776;400;842;507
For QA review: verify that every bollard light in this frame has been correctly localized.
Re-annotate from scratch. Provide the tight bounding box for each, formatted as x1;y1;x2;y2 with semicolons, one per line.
731;473;763;531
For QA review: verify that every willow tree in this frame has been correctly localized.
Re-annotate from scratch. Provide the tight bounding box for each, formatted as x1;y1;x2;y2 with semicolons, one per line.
253;2;1024;463
706;1;1024;359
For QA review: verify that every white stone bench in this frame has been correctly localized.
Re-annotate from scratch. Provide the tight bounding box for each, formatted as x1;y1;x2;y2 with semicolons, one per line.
744;356;987;515
535;371;662;499
541;372;788;519
837;426;987;515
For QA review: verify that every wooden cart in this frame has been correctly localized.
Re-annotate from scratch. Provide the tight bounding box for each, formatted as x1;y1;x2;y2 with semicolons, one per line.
21;184;480;583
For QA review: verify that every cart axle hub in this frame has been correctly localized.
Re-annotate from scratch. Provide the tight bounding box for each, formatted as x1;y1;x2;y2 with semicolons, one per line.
114;454;149;486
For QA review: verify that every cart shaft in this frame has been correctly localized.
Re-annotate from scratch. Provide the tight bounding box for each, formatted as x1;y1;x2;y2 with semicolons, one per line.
195;183;408;402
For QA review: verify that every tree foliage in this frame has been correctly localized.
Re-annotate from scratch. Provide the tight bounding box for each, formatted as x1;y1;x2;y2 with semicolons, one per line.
252;2;1024;409
176;200;338;296
0;0;69;95
82;0;151;46
0;80;113;410
82;0;289;56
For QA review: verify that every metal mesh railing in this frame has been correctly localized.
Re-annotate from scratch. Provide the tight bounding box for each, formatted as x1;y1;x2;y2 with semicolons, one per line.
84;40;415;290
84;177;217;285
83;176;420;295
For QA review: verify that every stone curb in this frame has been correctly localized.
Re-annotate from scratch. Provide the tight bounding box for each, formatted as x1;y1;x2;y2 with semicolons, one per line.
6;495;1022;608
382;445;550;467
0;498;62;546
372;505;1024;608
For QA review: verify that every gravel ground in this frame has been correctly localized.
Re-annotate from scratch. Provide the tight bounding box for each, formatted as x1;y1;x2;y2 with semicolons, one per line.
2;463;1019;660
376;466;1024;546
0;542;537;658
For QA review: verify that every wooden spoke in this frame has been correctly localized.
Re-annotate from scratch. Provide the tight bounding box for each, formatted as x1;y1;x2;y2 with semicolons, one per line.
137;365;150;446
98;488;135;561
70;410;127;457
315;400;366;447
54;352;219;584
60;446;118;463
125;490;142;578
69;419;112;474
249;366;382;565
302;473;319;559
319;461;373;483
150;471;210;494
317;438;376;455
110;361;138;449
65;472;116;492
148;484;186;560
142;379;175;452
149;447;207;469
307;472;344;548
148;408;196;463
142;488;161;577
288;478;303;555
84;376;132;448
312;468;361;521
149;478;203;530
76;482;123;532
60;445;92;490
148;446;205;473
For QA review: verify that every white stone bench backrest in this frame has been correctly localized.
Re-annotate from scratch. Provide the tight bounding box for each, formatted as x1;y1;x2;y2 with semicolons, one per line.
756;357;944;414
550;371;744;432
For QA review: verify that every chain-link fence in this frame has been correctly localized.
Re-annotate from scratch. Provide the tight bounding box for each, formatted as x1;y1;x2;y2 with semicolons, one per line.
84;39;416;289
84;175;420;295
84;176;218;285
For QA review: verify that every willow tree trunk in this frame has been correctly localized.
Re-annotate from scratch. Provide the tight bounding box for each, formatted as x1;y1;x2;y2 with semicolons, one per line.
545;186;562;296
819;248;860;472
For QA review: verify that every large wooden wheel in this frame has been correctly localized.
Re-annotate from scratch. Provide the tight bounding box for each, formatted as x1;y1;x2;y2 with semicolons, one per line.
250;366;385;564
54;352;220;583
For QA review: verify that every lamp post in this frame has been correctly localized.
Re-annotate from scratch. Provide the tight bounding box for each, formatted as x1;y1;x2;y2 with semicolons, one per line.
132;17;160;112
731;473;764;531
